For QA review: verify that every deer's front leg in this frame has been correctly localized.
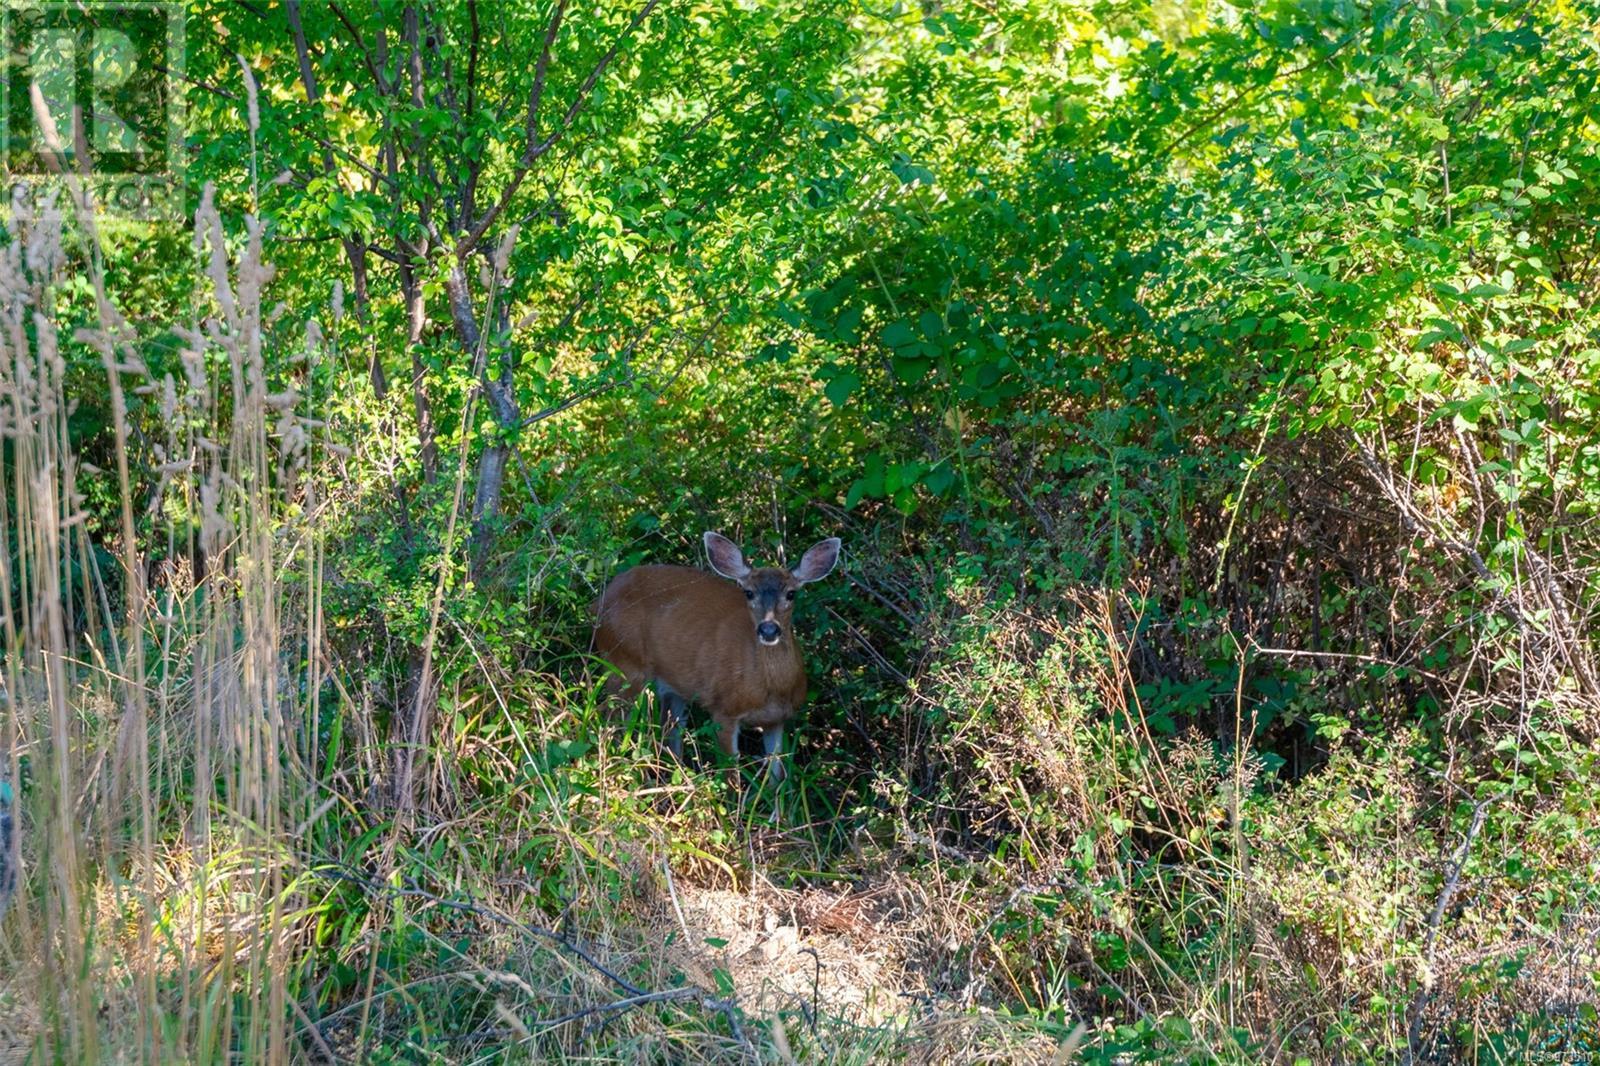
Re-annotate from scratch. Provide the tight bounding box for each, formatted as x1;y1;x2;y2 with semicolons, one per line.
712;716;746;788
714;717;742;758
655;681;688;760
761;725;786;783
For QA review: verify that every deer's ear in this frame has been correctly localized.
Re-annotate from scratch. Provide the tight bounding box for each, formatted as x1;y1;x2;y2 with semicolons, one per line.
703;531;750;580
792;538;841;584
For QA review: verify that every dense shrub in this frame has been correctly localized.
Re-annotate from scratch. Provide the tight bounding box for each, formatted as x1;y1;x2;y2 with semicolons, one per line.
3;0;1598;1062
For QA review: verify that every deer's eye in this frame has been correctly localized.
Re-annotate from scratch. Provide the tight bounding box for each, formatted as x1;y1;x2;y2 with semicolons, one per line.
744;589;755;600
785;590;796;601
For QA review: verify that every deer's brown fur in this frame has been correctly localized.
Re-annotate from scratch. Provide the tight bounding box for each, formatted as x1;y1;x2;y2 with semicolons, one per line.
592;532;840;781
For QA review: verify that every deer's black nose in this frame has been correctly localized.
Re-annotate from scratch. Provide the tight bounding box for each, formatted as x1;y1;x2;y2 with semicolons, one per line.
757;621;781;644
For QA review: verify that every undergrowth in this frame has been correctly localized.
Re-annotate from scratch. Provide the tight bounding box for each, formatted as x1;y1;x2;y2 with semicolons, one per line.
4;0;1600;1063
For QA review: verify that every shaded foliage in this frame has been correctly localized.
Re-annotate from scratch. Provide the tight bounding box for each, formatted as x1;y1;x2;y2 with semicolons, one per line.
9;0;1600;1061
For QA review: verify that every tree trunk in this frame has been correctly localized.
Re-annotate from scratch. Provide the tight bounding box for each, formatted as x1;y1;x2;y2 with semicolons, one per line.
400;258;438;484
442;265;520;578
389;644;434;813
342;238;388;400
387;247;440;813
473;313;520;577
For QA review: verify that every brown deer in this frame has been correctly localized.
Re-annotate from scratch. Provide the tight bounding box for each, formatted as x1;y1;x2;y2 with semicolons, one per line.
592;531;841;782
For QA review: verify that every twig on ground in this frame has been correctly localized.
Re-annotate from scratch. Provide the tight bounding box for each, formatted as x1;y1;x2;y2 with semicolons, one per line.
800;946;822;1034
308;859;645;995
288;997;339;1064
1405;794;1495;1063
901;826;981;865
306;859;755;1057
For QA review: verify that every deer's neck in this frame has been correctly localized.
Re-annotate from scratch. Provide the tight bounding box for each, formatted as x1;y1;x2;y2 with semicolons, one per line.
754;636;801;687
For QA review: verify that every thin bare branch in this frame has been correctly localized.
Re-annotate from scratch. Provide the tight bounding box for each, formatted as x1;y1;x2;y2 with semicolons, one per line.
456;0;659;260
284;1;335;176
329;2;387;92
530;0;661;163
525;0;568;154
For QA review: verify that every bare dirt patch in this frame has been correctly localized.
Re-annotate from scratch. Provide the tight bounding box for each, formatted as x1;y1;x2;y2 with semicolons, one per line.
659;876;924;1027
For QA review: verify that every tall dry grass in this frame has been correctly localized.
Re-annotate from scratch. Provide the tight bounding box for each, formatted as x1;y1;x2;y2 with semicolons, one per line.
0;183;800;1064
0;175;328;1059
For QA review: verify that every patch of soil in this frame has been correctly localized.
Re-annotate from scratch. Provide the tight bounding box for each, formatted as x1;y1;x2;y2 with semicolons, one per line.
659;878;923;1027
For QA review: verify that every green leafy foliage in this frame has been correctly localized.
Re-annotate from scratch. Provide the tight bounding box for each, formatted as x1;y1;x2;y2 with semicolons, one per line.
8;0;1600;1061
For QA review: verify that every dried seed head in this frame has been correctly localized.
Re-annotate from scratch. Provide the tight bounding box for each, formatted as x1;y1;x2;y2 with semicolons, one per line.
493;224;521;277
237;54;260;134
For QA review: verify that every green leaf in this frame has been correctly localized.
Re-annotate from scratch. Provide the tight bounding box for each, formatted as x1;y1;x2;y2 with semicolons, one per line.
882;320;916;348
824;370;859;408
922;462;957;496
754;340;795;364
889;158;935;186
885;461;923;495
845;452;886;508
834;305;863;341
892;355;930;384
